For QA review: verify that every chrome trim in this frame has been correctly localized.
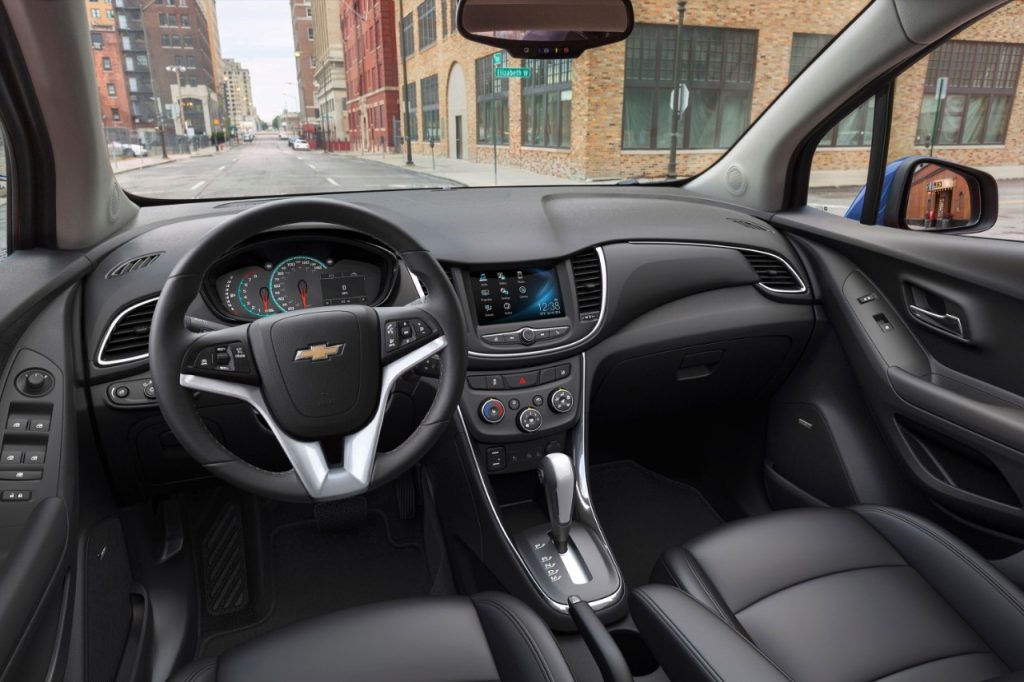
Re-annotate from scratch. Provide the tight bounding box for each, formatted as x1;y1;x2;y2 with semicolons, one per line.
454;352;624;613
908;304;966;339
560;543;590;585
628;241;808;295
96;296;161;367
181;336;446;500
466;246;608;359
409;270;427;302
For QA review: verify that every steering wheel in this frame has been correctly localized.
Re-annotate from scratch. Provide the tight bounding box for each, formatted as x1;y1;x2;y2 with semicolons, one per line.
149;198;467;502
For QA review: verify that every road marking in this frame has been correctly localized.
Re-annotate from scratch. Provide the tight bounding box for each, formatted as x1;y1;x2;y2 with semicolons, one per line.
218;165;226;171
190;181;205;191
326;177;339;186
307;163;316;170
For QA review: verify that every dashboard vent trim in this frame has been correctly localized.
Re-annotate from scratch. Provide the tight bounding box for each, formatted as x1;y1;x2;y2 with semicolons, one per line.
741;251;806;294
97;297;159;366
570;249;603;322
106;252;163;279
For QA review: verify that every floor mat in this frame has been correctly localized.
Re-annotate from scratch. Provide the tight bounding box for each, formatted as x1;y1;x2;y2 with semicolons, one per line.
200;509;432;656
590;461;724;588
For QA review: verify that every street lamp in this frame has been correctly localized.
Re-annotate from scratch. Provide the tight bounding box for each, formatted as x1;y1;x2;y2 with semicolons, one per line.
397;0;414;165
666;0;688;180
166;64;194;150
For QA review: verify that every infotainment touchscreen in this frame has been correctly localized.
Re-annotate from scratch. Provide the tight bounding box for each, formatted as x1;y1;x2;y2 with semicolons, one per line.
471;267;564;326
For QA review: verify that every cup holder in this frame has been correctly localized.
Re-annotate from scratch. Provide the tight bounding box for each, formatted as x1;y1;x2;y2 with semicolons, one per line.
610;629;660;676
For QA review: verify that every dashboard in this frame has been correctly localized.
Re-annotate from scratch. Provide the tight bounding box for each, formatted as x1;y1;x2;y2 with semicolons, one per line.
200;234;398;322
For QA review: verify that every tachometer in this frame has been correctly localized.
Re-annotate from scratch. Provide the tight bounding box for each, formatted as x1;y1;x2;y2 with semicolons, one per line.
222;268;276;318
270;256;327;311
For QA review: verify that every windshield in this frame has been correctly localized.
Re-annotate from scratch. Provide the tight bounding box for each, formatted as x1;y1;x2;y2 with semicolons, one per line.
96;0;873;199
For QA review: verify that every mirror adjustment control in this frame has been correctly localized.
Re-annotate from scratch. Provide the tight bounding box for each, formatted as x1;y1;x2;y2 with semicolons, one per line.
518;407;543;433
480;398;506;424
15;369;54;397
549;388;574;413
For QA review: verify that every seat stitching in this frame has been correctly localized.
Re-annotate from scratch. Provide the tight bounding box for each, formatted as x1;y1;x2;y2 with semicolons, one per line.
869;651;1000;682
184;661;217;682
634;590;725;682
474;598;559;682
681;550;735;625
858;506;1024;619
733;564;909;615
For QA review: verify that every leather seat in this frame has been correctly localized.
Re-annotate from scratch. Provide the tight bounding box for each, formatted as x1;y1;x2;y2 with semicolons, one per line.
169;592;574;682
630;506;1024;682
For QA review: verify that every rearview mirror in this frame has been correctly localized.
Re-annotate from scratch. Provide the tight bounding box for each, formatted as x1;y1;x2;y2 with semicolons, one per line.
883;156;999;233
456;0;634;59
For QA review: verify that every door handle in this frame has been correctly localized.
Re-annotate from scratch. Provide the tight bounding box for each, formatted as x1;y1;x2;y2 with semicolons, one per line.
908;304;966;339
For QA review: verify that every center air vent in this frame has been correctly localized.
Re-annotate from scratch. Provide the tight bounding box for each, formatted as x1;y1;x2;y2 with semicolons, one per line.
106;252;162;278
98;297;158;365
570;249;603;322
741;251;806;294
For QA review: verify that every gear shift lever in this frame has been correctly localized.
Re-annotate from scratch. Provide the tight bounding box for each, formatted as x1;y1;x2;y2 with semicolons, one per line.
538;453;574;554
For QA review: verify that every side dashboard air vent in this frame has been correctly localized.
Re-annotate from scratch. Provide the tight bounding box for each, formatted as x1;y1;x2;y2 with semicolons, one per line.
106;252;162;278
570;250;603;322
728;217;770;232
741;251;806;294
98;297;159;365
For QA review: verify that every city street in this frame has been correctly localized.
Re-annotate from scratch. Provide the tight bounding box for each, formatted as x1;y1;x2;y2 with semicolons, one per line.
117;133;460;200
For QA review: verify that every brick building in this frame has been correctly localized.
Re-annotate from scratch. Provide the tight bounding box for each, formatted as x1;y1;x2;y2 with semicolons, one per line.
291;0;318;132
85;0;133;138
341;0;401;150
396;0;1023;180
311;0;348;145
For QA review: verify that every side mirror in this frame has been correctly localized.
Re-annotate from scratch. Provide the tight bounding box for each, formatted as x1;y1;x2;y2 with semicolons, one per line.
456;0;634;59
884;156;999;233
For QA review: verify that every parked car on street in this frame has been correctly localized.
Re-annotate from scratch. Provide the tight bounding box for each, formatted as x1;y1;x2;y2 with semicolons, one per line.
292;138;310;151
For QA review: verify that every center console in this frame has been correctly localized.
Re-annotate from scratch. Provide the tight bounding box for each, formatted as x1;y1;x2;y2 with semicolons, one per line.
444;248;624;623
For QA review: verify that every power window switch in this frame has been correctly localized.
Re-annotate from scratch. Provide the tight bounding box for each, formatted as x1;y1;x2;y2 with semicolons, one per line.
5;416;28;431
2;491;31;501
857;293;877;304
1;450;23;466
29;417;50;433
24;451;45;467
0;470;42;481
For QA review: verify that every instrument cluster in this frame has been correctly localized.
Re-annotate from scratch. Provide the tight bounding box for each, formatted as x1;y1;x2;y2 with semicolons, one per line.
203;234;397;322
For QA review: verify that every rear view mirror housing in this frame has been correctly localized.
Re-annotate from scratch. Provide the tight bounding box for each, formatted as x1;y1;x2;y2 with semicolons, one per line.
884;156;999;233
456;0;634;59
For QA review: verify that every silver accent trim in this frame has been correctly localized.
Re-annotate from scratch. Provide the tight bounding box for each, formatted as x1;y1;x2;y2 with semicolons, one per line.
628;241;808;295
908;304;965;339
454;352;624;613
96;296;161;367
560;543;590;585
467;246;608;359
409;270;427;302
180;336;447;500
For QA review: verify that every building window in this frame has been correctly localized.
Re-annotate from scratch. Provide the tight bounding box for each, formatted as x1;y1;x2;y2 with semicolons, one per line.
522;59;572;148
421;75;441;141
167;13;177;26
622;25;756;150
179;0;187;6
91;8;101;18
186;55;195;67
174;55;183;66
183;34;192;48
107;9;114;17
308;27;314;41
122;35;131;50
181;14;189;27
915;40;1023;146
158;12;166;25
310;54;316;67
417;0;436;49
161;33;170;47
188;77;197;87
307;7;312;16
112;107;121;121
404;82;418;140
91;32;103;49
102;56;112;70
107;83;117;96
476;53;509;144
789;33;873;147
401;14;414;57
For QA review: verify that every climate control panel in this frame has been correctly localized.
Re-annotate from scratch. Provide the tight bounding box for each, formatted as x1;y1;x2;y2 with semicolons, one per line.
460;356;582;443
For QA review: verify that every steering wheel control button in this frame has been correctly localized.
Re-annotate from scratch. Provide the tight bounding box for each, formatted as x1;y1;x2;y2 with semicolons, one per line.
549;388;574;413
531;394;544;407
383;317;435;354
143;381;157;399
15;369;54;397
485;446;506;472
1;491;31;502
518;407;543;433
503;371;538;389
480;398;506;424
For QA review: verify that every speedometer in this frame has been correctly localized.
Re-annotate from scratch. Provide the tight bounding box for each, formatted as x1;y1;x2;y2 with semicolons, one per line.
222;268;275;318
270;256;327;311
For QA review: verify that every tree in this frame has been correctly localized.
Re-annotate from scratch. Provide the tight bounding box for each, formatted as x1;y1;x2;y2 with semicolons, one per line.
271;115;281;130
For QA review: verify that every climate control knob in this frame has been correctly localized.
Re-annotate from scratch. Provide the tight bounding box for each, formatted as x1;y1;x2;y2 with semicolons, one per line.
549;388;574;413
480;398;506;424
518;407;543;433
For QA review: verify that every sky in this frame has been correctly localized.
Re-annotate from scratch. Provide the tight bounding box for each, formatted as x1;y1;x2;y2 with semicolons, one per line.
215;0;298;120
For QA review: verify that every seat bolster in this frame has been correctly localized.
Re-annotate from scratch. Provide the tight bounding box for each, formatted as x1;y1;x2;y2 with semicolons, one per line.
854;506;1024;669
470;592;576;682
651;546;747;636
629;585;793;682
168;658;217;682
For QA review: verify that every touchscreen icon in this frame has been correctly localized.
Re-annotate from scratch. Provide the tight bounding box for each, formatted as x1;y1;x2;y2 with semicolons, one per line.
479;273;487;282
497;272;507;281
481;289;490;296
503;302;511;310
500;287;510;296
518;286;527;294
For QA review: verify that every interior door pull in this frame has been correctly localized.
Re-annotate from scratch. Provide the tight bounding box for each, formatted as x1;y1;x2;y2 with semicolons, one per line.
908;304;966;339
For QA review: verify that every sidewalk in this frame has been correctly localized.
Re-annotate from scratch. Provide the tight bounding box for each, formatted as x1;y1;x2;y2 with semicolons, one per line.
348;149;585;186
109;144;230;175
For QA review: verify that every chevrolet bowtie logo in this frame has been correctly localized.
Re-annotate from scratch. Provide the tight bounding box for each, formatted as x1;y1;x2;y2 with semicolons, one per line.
294;342;345;362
